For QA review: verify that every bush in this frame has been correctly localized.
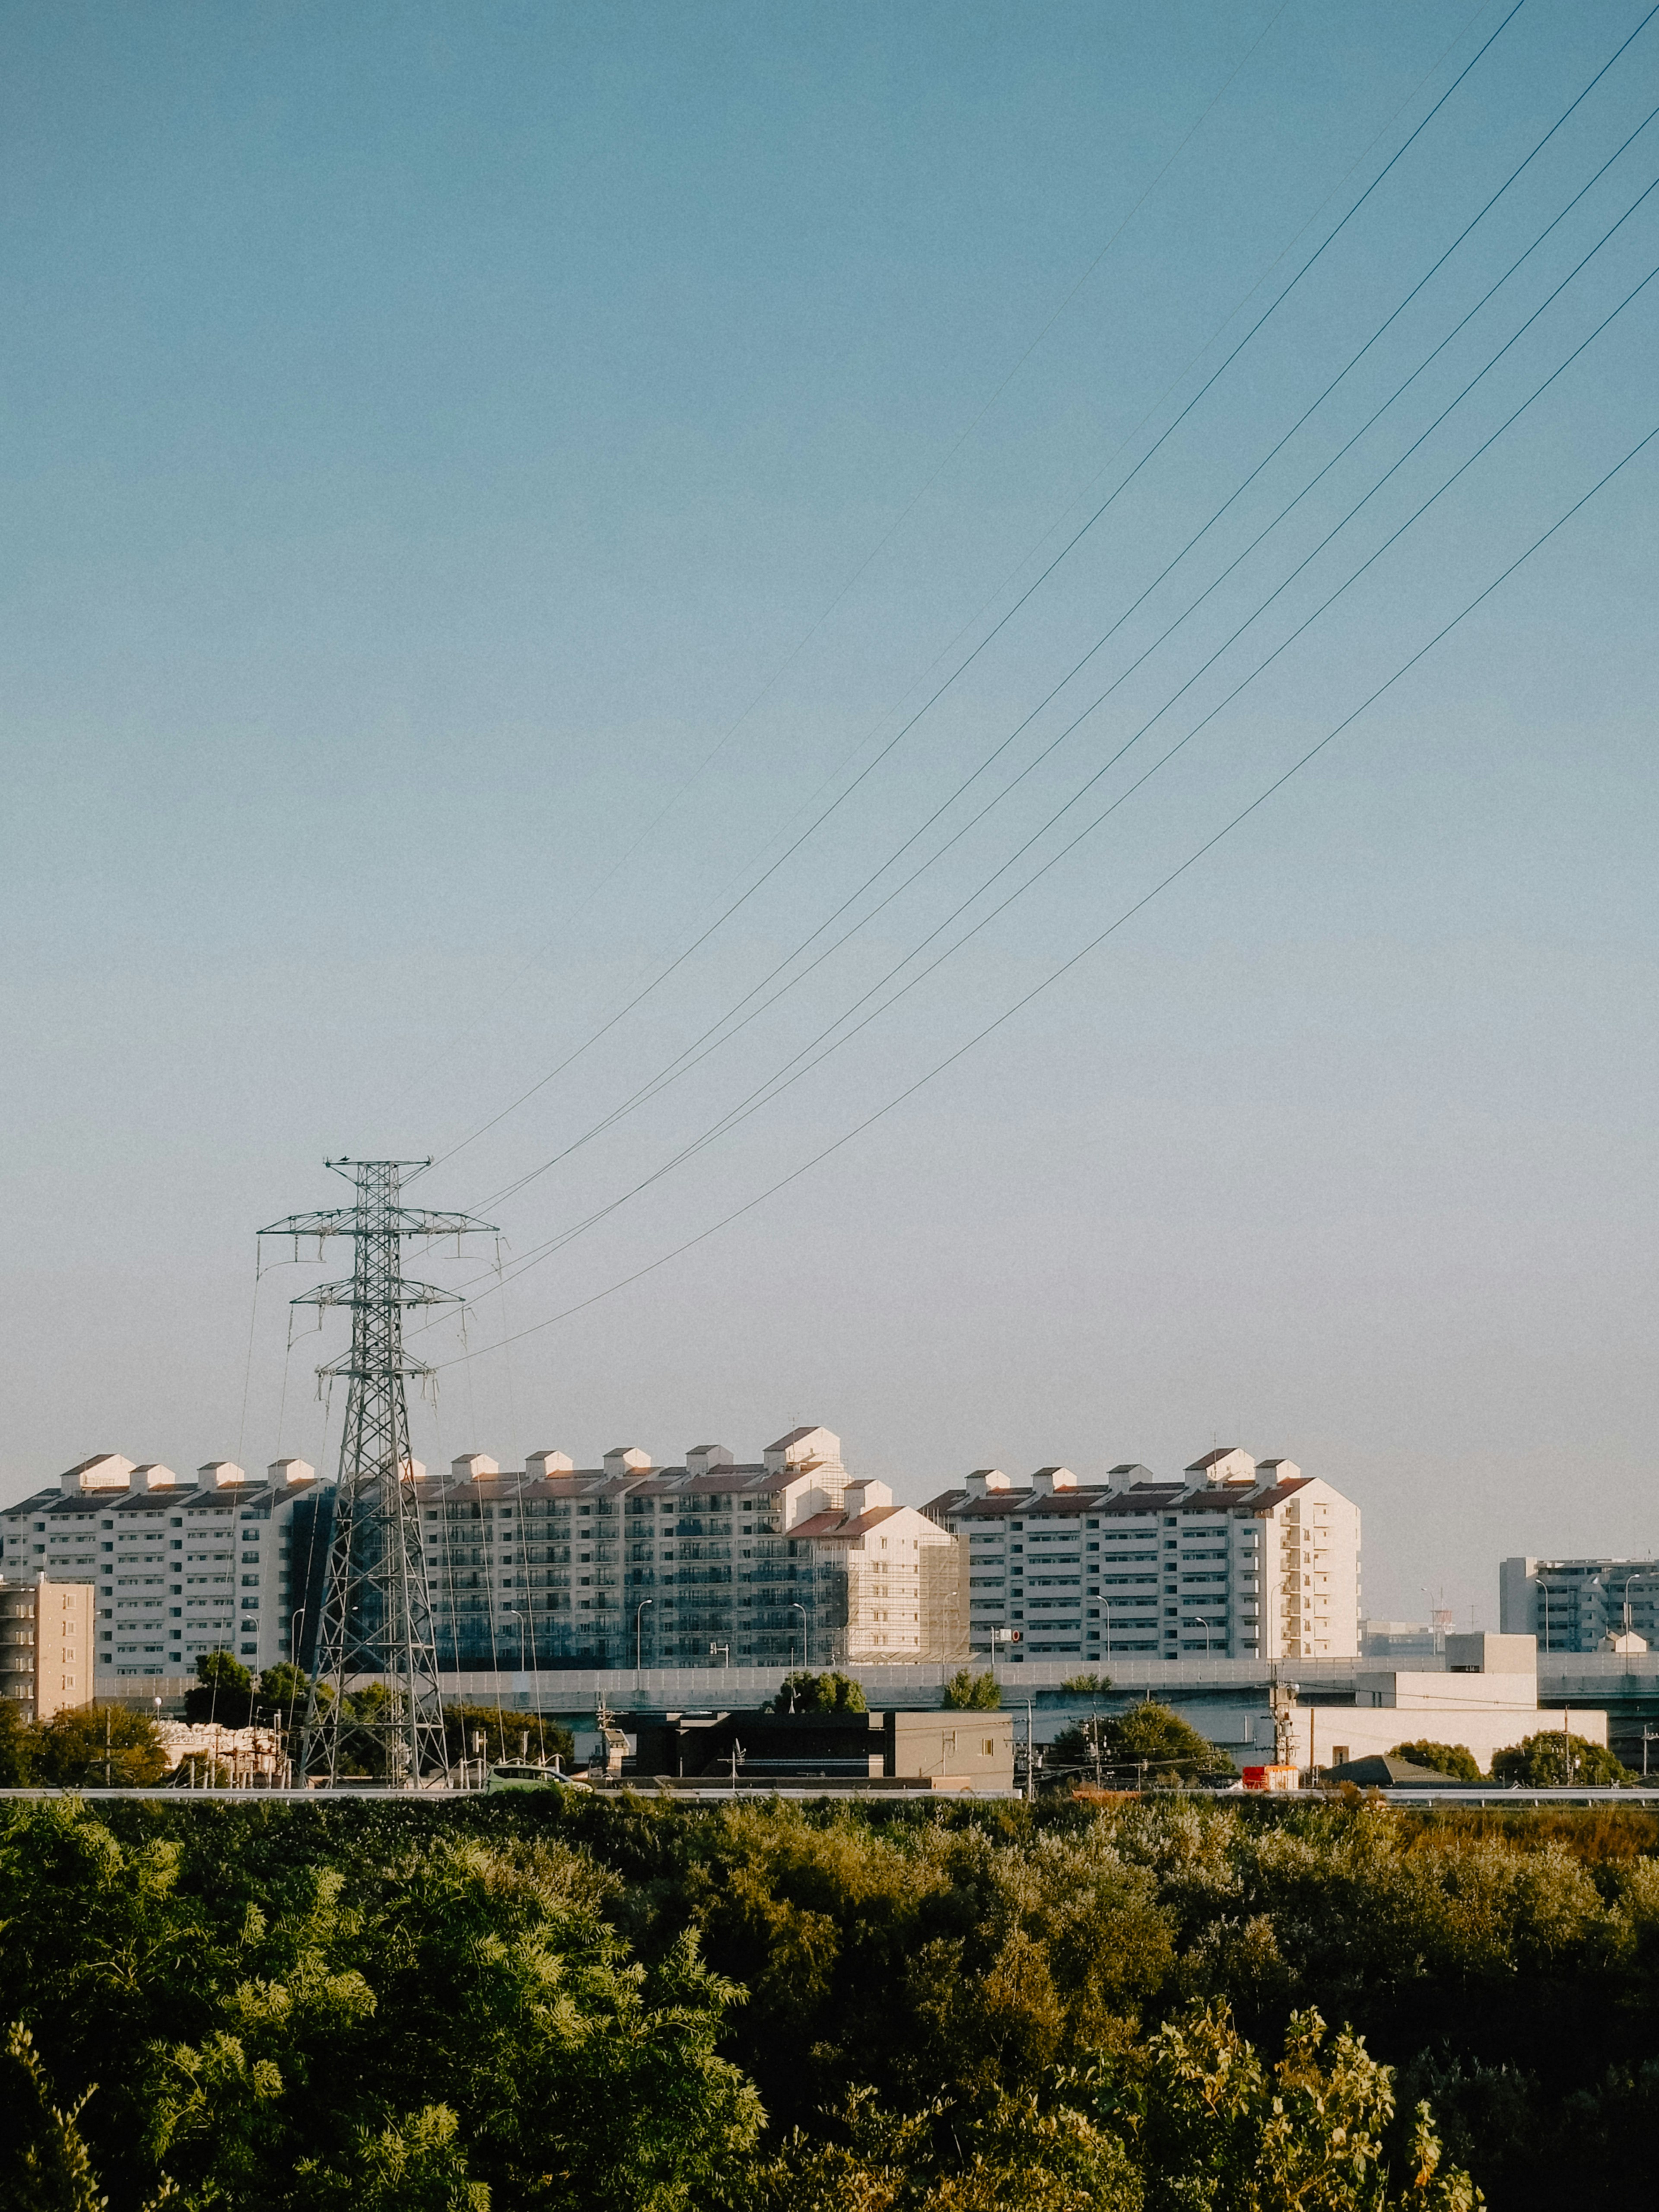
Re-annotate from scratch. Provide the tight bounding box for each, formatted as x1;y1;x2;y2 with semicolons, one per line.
1491;1732;1632;1786
943;1669;1002;1710
1061;1672;1112;1694
1389;1740;1484;1781
183;1647;257;1727
442;1702;575;1768
766;1671;868;1714
28;1706;168;1788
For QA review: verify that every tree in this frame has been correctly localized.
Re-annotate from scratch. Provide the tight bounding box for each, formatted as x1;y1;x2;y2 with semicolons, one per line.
768;1671;868;1714
1096;1701;1233;1785
256;1661;309;1713
442;1703;575;1768
195;1649;251;1694
1387;1740;1483;1781
1491;1731;1631;1786
943;1670;1001;1711
30;1706;168;1788
0;1698;34;1786
1133;1999;1478;2212
183;1648;255;1727
1060;1673;1112;1695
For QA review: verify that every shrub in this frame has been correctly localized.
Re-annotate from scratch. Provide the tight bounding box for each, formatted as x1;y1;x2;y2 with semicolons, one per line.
29;1706;168;1788
767;1671;868;1714
1388;1740;1484;1781
943;1670;1002;1710
1491;1732;1631;1786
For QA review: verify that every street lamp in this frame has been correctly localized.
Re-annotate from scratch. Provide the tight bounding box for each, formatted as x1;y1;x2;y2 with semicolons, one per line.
503;1608;526;1670
709;1642;731;1671
289;1607;306;1669
790;1602;807;1672
635;1598;654;1672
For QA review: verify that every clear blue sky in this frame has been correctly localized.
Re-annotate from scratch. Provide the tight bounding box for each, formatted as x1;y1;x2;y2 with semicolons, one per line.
2;0;1656;1627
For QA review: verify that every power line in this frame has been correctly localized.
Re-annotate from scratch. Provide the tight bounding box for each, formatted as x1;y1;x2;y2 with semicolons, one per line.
450;147;1659;1294
434;296;1658;1343
394;6;1296;1115
423;0;1520;1178
472;44;1659;1219
438;416;1658;1368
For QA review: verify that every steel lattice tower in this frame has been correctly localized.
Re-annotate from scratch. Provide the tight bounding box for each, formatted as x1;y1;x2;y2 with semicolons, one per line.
262;1159;496;1787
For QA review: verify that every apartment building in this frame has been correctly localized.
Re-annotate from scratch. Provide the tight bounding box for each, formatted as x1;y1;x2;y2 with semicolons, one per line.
415;1426;952;1670
0;1454;332;1678
790;1479;964;1664
1500;1555;1659;1653
923;1447;1360;1664
0;1576;95;1721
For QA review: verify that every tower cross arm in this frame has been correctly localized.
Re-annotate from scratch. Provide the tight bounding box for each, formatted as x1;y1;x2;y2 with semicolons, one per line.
260;1207;499;1240
295;1276;466;1309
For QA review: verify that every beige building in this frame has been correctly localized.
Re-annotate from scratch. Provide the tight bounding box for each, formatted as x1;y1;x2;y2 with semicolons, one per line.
926;1447;1361;1665
0;1576;95;1723
791;1478;965;1664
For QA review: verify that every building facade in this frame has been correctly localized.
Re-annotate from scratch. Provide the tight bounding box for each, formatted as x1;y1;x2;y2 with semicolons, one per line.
0;1424;951;1679
924;1447;1360;1664
416;1426;962;1670
1500;1556;1659;1653
789;1478;964;1664
0;1454;332;1679
0;1576;95;1722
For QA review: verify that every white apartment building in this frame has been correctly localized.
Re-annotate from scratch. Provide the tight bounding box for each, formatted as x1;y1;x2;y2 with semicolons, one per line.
923;1447;1360;1664
0;1454;331;1678
0;1425;929;1680
1500;1555;1659;1653
417;1425;961;1670
790;1479;964;1664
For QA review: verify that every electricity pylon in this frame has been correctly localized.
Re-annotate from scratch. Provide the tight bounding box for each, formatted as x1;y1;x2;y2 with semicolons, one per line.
262;1160;496;1787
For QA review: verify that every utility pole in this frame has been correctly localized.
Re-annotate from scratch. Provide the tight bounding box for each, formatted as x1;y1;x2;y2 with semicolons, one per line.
264;1160;496;1789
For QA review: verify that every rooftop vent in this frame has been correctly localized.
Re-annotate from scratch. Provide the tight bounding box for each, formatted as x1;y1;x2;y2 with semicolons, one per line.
686;1444;735;1475
268;1458;316;1486
451;1453;499;1482
198;1461;248;1489
59;1454;135;1496
525;1450;574;1479
1187;1448;1257;1488
1029;1466;1077;1495
604;1446;653;1476
763;1426;841;1475
964;1468;1012;1497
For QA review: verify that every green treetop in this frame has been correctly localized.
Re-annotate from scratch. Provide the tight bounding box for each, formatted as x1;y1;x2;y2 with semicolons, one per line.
1491;1730;1631;1786
767;1670;868;1714
942;1669;1001;1710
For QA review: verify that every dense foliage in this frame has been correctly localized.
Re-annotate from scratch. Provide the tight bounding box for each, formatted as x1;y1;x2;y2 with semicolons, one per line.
1387;1743;1484;1782
765;1671;868;1714
1047;1700;1236;1786
1488;1731;1631;1786
5;1790;1659;2209
941;1671;1001;1711
0;1704;168;1789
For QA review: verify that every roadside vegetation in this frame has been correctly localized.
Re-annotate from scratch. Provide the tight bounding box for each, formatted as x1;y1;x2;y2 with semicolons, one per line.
5;1790;1659;2209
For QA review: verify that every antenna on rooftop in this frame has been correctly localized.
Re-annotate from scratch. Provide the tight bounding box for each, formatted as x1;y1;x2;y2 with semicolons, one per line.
261;1160;497;1788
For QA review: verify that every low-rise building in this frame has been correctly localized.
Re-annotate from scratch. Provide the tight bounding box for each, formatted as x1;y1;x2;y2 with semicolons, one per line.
1500;1555;1659;1653
924;1447;1360;1664
0;1576;94;1722
1297;1631;1607;1771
